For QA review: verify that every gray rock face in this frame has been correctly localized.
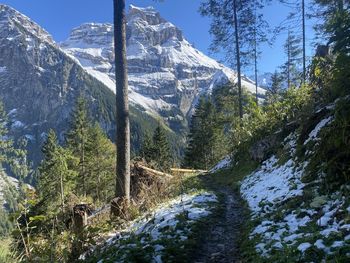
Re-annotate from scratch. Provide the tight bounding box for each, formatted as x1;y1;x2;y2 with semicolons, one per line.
0;4;117;164
60;5;265;132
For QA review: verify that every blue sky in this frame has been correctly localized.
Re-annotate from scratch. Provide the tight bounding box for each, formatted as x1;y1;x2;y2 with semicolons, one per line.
1;0;318;75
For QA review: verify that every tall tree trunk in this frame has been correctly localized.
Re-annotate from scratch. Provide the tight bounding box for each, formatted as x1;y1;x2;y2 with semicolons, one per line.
112;0;130;216
302;0;306;84
233;0;243;120
81;131;86;197
287;31;291;89
253;10;258;105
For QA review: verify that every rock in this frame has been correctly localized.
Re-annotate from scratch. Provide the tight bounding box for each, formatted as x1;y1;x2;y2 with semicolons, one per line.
249;135;278;162
310;195;328;208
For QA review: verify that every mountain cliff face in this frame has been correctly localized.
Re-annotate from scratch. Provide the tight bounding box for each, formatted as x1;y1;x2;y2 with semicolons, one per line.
0;4;264;168
0;4;119;164
61;5;265;131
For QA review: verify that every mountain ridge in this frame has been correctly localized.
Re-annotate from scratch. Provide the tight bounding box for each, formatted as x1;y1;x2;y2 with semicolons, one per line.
60;5;265;126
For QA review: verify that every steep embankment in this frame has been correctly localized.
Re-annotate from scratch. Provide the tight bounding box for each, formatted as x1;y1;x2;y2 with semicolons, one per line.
212;98;350;262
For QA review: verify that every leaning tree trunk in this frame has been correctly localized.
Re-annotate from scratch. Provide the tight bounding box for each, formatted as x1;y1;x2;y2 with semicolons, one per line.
111;0;130;217
233;0;243;120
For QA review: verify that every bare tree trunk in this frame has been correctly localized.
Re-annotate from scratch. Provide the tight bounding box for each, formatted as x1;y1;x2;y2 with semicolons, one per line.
233;0;243;120
82;132;86;197
253;20;258;105
112;0;130;216
302;0;306;84
287;31;291;89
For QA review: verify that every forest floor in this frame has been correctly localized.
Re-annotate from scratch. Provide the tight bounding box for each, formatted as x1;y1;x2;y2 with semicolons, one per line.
193;174;247;263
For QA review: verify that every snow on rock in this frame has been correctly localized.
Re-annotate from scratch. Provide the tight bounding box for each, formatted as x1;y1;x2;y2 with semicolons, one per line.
60;5;265;120
87;192;217;262
210;156;231;173
304;116;333;145
240;156;305;215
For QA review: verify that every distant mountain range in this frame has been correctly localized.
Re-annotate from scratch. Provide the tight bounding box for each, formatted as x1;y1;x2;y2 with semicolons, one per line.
0;4;265;171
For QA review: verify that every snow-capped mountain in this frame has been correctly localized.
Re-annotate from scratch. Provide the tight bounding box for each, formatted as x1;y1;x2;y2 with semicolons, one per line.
0;4;121;165
0;3;264;170
61;5;265;123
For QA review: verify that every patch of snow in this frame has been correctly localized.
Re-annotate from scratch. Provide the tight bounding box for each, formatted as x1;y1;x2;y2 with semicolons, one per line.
24;134;35;142
210;156;231;173
88;192;217;261
304;116;333;145
11;120;25;129
7;108;17;116
297;242;311;253
0;66;6;73
240;156;305;215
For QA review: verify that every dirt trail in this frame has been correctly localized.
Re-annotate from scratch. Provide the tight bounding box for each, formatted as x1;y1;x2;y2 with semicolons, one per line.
194;184;245;263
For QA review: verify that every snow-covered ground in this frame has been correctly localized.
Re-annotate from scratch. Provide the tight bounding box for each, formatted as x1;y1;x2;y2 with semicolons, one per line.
209;155;231;173
0;171;20;207
238;114;350;259
241;156;305;216
85;192;217;262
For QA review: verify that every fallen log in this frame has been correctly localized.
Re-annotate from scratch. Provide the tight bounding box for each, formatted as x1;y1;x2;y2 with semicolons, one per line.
170;168;207;174
134;163;173;179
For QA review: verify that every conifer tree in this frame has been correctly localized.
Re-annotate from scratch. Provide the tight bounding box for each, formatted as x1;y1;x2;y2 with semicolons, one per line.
38;130;75;212
140;125;172;171
278;0;307;83
152;124;172;171
140;133;153;161
313;0;350;54
200;0;270;118
281;31;302;89
266;71;283;104
184;97;224;169
86;123;116;203
66;97;91;197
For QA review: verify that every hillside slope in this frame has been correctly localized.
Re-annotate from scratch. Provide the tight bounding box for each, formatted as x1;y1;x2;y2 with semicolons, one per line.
225;99;350;261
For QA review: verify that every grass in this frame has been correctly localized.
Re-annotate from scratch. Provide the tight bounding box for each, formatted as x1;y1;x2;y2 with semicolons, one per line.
0;238;15;263
208;159;258;192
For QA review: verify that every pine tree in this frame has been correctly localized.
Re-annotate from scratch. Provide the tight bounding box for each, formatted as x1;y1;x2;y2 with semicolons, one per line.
66;97;91;197
140;133;153;162
184;97;225;169
38;130;75;212
313;0;350;54
140;125;172;171
200;0;270;118
266;71;283;104
278;0;307;84
281;31;302;89
152;124;172;171
85;123;116;204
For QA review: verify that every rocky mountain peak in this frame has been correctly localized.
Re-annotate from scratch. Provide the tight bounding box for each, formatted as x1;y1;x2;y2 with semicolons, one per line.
128;5;166;25
62;23;113;48
0;4;54;45
127;5;183;45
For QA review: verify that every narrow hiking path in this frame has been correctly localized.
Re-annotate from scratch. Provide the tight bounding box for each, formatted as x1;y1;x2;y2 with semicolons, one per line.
194;176;246;263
